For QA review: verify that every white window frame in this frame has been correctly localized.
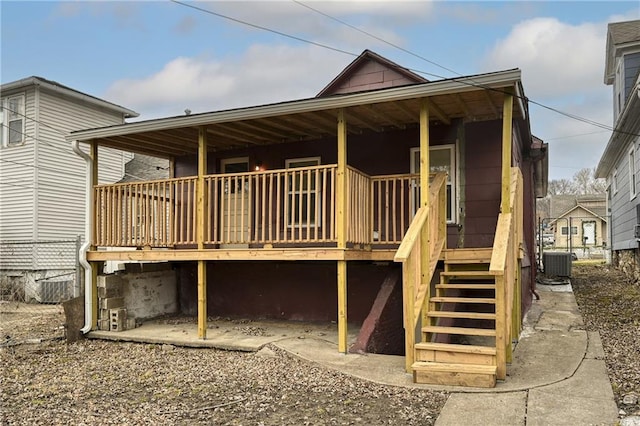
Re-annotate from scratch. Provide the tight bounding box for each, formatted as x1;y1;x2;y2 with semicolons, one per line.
630;146;637;200
285;157;321;227
410;144;457;223
614;58;623;121
612;168;618;195
1;94;26;147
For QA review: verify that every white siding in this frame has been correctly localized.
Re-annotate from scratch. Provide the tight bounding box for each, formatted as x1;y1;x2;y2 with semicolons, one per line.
609;137;640;250
35;89;131;241
0;87;36;241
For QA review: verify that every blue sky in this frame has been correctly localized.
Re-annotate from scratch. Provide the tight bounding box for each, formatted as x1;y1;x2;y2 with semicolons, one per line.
2;1;639;180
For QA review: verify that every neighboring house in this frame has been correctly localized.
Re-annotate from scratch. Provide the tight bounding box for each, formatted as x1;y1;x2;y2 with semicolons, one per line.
0;76;137;301
596;20;640;275
68;50;548;387
547;194;608;256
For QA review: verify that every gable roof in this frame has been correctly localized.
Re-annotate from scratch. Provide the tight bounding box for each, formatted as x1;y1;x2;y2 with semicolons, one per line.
549;194;607;220
548;204;607;225
66;69;529;158
604;19;640;85
317;50;427;97
0;76;139;118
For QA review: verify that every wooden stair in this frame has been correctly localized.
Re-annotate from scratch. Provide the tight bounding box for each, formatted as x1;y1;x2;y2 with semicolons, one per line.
412;248;498;388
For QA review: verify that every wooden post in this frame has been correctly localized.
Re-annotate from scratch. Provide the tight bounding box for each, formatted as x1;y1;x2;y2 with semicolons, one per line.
337;109;348;353
418;99;430;343
501;89;514;214
197;127;208;339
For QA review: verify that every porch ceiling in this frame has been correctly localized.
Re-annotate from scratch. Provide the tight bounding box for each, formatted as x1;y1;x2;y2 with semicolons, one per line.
68;70;527;159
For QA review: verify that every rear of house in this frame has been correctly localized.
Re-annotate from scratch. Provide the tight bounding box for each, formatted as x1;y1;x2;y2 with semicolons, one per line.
68;51;548;387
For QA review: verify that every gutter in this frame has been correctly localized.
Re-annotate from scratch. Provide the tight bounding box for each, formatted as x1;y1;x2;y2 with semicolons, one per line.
71;140;94;334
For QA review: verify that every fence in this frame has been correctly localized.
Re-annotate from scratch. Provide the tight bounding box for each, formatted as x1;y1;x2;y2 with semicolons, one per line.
0;237;82;304
537;216;610;269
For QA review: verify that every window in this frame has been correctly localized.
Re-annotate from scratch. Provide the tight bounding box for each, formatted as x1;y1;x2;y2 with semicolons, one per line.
612;169;618;195
561;226;578;235
285;157;321;226
614;59;623;121
411;145;456;222
630;146;636;199
1;94;26;147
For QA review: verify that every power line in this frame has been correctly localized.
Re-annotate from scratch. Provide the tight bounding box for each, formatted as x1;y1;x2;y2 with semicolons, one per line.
169;0;637;138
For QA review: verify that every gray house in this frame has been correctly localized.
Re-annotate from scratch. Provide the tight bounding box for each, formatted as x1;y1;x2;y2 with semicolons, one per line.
596;20;640;275
0;76;137;301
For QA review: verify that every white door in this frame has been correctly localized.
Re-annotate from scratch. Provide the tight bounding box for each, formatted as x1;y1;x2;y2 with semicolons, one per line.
221;157;249;248
582;221;596;245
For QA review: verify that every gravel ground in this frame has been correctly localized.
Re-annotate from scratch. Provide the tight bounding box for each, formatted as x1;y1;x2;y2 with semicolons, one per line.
0;305;446;425
571;264;640;417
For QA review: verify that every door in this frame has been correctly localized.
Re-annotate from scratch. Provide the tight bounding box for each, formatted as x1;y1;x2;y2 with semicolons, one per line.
582;221;596;246
221;157;250;248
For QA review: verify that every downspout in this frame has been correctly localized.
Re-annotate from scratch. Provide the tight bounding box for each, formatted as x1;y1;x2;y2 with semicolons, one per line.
71;140;93;334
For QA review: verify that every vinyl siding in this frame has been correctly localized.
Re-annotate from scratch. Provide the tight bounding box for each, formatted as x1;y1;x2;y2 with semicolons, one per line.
35;89;130;241
0;87;36;241
609;137;640;250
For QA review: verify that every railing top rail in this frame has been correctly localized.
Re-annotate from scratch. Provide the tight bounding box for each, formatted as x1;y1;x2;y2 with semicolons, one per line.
205;163;338;179
94;175;197;189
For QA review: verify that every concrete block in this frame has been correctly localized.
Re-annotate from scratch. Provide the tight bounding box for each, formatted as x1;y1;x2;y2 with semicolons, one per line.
126;317;136;330
97;274;124;289
98;319;110;331
110;308;127;332
100;297;124;310
99;309;110;320
98;285;122;298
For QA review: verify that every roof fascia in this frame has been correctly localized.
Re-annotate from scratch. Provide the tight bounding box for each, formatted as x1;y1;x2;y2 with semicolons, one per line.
67;69;522;143
1;76;139;118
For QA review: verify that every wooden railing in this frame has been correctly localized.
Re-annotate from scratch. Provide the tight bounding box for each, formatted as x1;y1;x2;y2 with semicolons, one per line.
371;173;420;244
94;177;197;247
490;167;523;380
204;165;337;245
92;166;438;249
393;172;448;371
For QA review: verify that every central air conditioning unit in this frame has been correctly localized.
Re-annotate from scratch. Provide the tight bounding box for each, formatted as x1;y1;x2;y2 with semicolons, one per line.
35;279;72;303
543;252;572;277
635;224;640;239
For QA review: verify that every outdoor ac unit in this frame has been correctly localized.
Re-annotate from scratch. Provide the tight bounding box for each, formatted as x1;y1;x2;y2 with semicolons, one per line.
635;224;640;239
543;252;572;277
35;279;71;304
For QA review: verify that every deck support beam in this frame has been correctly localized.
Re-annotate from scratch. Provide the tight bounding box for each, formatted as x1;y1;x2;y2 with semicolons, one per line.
501;89;513;214
197;127;208;339
337;109;348;353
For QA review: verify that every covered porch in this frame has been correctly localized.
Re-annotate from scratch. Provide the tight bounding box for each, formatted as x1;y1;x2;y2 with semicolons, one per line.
69;69;531;387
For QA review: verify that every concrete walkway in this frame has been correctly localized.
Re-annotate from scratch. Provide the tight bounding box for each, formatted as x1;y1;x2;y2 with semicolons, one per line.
89;283;619;425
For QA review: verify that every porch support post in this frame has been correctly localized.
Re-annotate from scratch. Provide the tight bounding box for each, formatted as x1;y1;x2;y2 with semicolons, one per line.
501;89;514;214
90;142;99;329
419;99;430;339
337;109;348;353
197;126;208;339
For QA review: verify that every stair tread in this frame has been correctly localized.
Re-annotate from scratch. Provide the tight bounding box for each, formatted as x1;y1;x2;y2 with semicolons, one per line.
415;342;496;355
412;361;497;374
431;296;496;304
436;283;495;289
422;325;496;336
427;311;496;320
441;271;494;277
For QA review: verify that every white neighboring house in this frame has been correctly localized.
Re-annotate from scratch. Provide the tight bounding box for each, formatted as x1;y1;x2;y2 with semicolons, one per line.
0;76;138;301
596;20;640;275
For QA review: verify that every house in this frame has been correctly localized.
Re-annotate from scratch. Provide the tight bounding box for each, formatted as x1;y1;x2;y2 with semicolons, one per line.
595;20;640;275
0;76;138;302
67;50;548;387
547;194;607;258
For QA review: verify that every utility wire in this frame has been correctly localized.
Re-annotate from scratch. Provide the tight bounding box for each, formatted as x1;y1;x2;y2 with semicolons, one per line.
170;0;636;138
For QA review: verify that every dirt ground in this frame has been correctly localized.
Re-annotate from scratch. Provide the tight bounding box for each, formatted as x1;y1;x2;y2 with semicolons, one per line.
571;263;640;416
0;303;446;425
2;263;639;424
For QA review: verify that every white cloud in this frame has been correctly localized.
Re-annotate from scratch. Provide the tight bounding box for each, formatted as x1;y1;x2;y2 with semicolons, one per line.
484;17;606;98
105;44;350;119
